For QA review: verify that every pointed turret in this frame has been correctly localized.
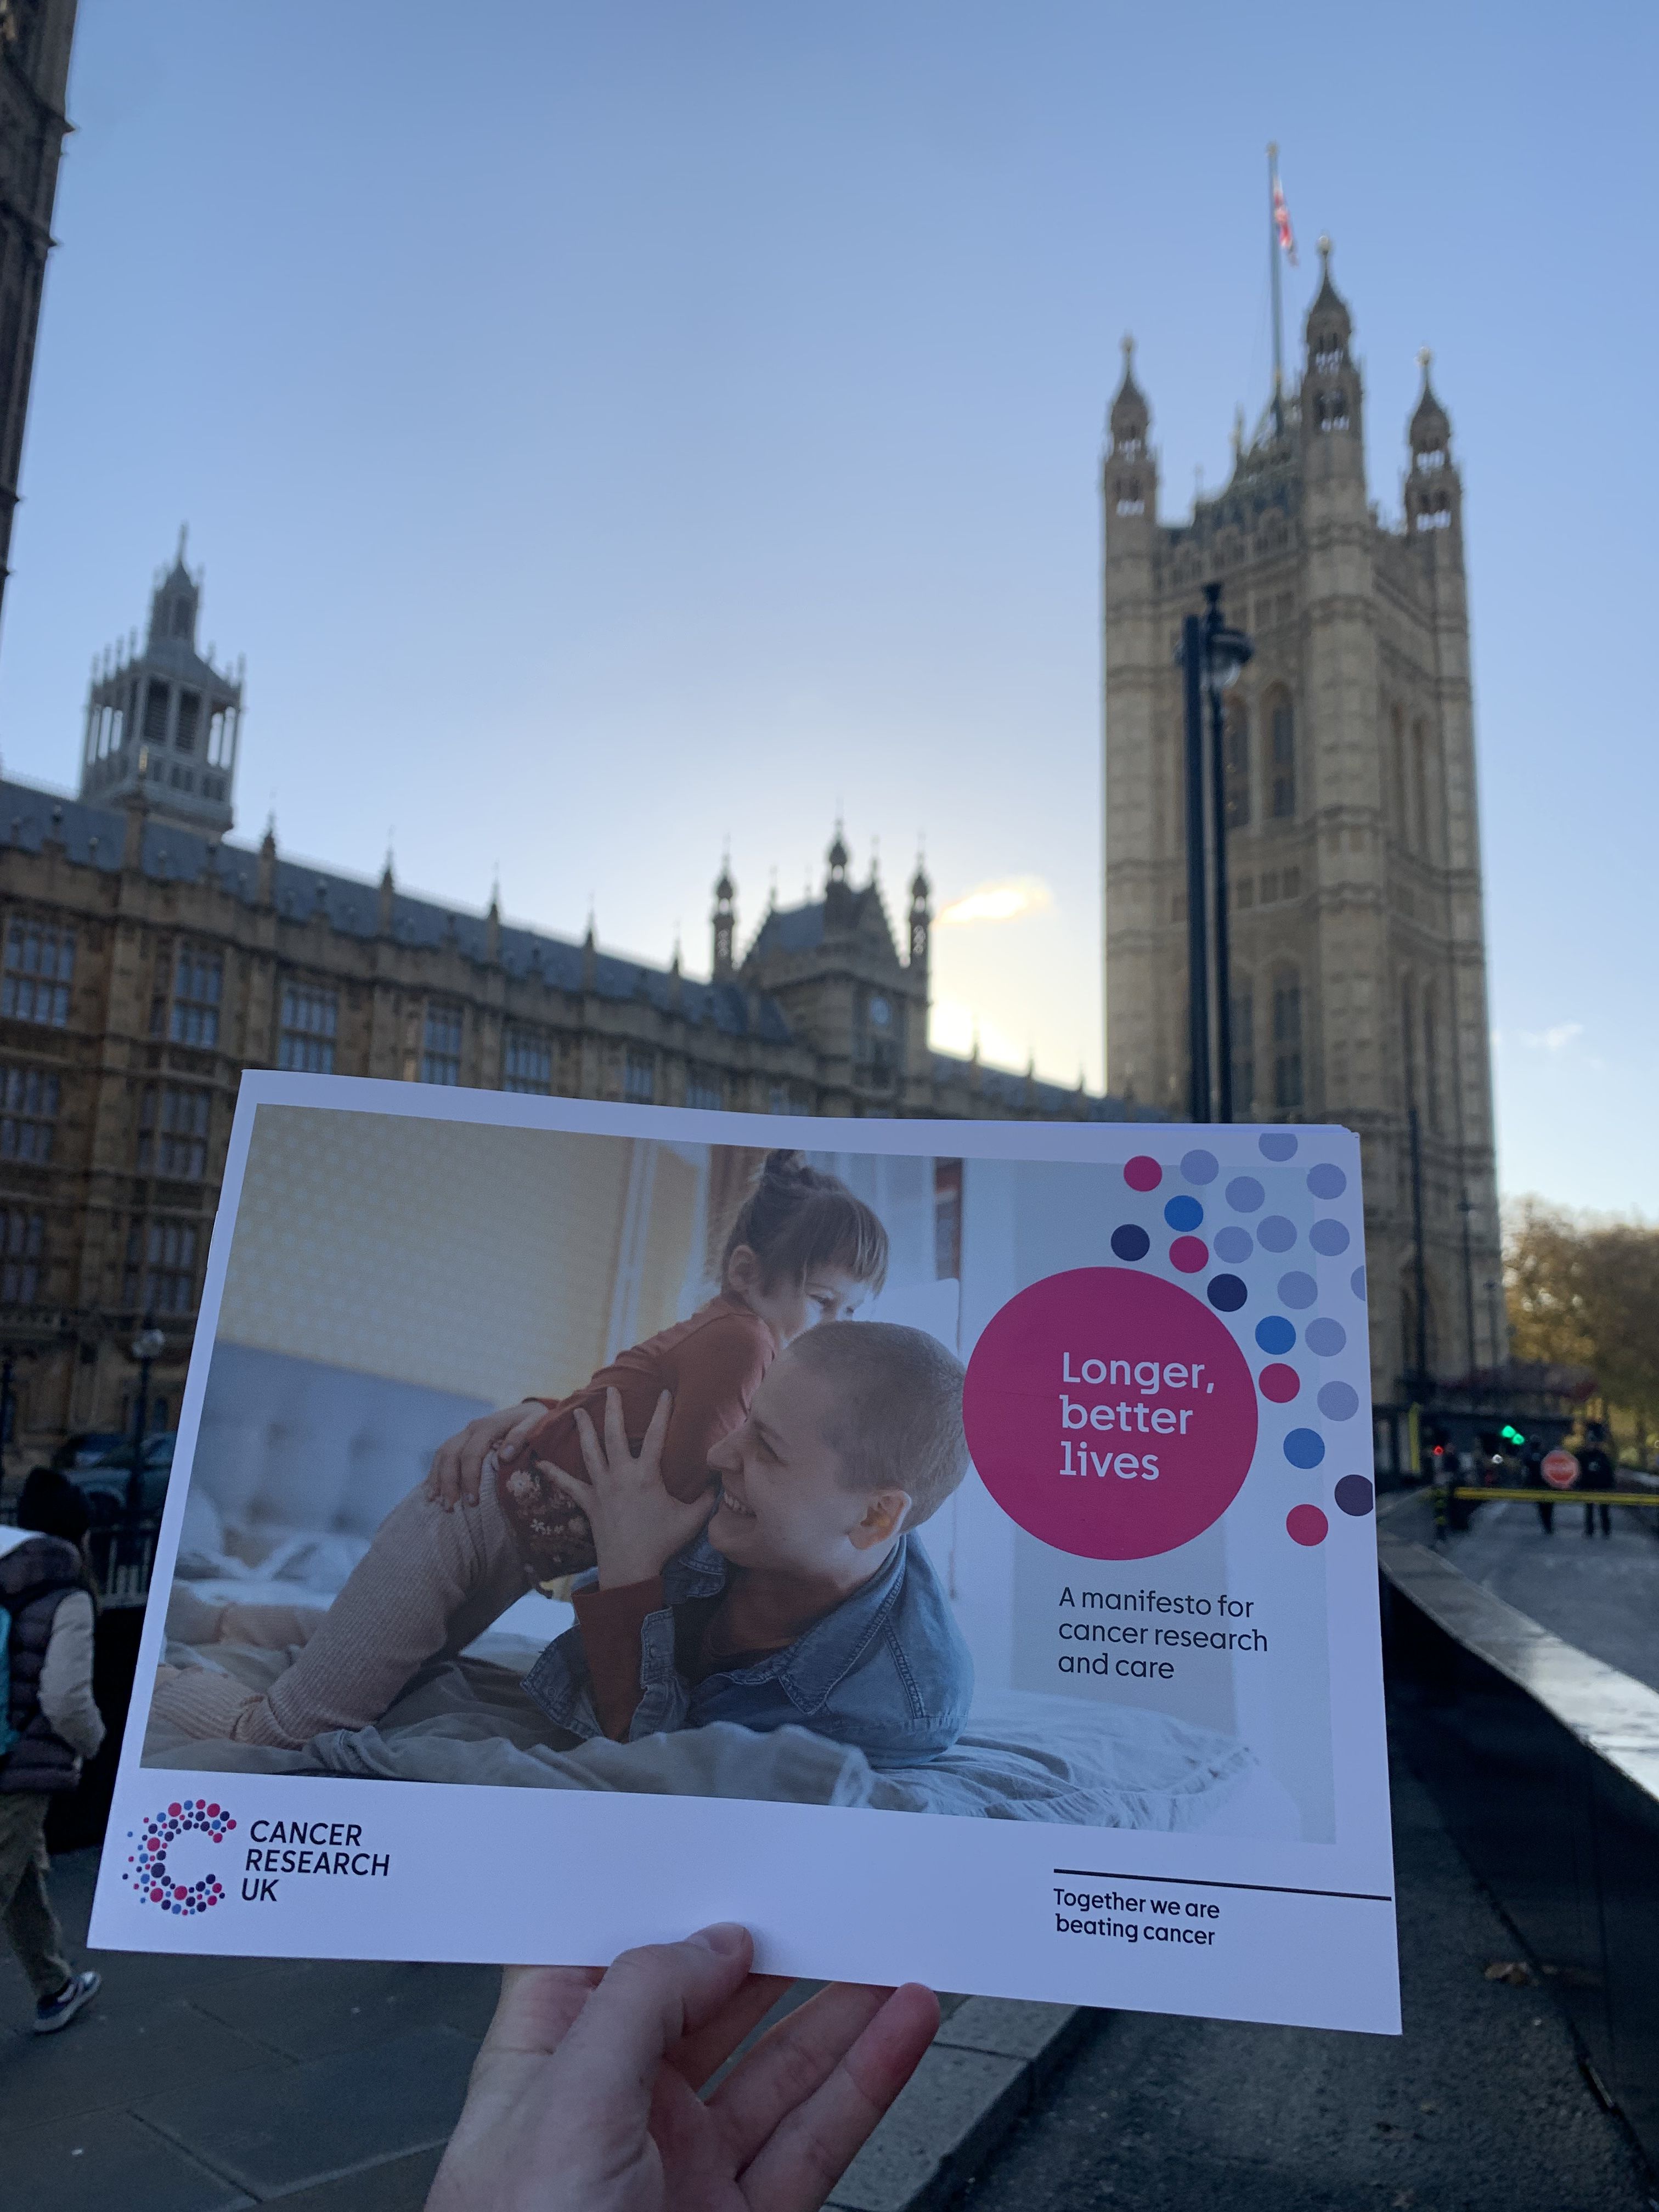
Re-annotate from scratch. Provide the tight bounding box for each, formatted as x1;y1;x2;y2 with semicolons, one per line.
1300;235;1365;486
1404;347;1460;539
80;536;244;834
711;856;736;977
906;855;931;973
1104;335;1155;524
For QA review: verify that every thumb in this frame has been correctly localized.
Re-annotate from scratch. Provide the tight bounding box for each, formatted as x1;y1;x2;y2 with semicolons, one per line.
549;1926;754;2111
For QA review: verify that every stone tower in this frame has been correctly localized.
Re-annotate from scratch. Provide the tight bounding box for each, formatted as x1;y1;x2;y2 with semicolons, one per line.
0;0;77;628
78;536;245;834
1102;244;1502;1401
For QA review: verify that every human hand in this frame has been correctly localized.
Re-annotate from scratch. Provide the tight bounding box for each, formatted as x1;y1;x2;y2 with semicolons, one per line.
554;1389;715;1589
426;1401;550;1509
425;1922;939;2212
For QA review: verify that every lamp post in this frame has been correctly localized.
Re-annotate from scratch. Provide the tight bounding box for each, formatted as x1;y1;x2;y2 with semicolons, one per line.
125;1322;166;1529
1178;583;1254;1121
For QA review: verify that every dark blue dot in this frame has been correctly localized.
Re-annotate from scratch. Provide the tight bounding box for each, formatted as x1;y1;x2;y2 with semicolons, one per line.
1260;1132;1299;1161
1207;1274;1247;1312
1256;1316;1296;1354
1164;1195;1204;1232
1284;1427;1326;1469
1111;1223;1150;1261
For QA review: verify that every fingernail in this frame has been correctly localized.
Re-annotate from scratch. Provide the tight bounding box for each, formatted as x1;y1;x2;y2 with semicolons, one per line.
689;1922;748;1957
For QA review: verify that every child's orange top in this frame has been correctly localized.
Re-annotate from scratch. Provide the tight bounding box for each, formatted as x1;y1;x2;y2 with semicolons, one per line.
495;1294;776;1585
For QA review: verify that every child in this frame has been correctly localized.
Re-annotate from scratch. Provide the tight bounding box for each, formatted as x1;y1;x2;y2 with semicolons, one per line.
151;1152;888;1751
526;1320;975;1771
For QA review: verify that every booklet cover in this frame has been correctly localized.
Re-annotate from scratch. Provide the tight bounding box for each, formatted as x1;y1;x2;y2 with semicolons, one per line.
90;1074;1399;2035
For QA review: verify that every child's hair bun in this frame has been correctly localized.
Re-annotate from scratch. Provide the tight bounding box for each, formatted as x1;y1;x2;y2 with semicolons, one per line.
720;1149;889;1297
760;1149;811;1184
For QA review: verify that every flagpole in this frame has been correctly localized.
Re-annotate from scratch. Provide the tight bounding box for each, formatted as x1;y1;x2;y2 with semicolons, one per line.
1268;142;1284;435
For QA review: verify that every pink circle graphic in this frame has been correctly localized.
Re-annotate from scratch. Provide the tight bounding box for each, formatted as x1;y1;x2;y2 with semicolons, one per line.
1123;1155;1163;1192
1259;1363;1300;1403
962;1266;1258;1561
1286;1505;1329;1547
1168;1236;1207;1273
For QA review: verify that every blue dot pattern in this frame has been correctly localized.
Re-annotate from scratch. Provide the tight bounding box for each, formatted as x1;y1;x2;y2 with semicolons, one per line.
1260;1132;1299;1161
1307;1163;1347;1199
1181;1149;1220;1184
1284;1427;1326;1469
1164;1195;1204;1232
1213;1226;1253;1263
1351;1266;1367;1301
1257;1216;1296;1252
1226;1176;1265;1214
1207;1274;1247;1312
1317;1382;1359;1421
1255;1316;1296;1353
1111;1223;1150;1262
1305;1318;1346;1356
1278;1271;1318;1310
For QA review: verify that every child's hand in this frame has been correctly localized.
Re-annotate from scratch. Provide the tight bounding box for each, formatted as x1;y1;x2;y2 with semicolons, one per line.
555;1389;715;1589
426;1401;549;1510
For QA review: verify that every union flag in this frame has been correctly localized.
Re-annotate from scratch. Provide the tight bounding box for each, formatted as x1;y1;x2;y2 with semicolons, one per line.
1272;170;1297;266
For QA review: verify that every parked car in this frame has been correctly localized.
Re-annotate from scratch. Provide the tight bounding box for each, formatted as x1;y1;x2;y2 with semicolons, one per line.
72;1432;177;1523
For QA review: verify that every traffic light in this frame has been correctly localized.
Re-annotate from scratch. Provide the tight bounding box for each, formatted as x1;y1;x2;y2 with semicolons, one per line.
1500;1424;1526;1448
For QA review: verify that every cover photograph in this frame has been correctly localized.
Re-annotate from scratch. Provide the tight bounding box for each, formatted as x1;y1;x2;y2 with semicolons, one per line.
90;1073;1400;2035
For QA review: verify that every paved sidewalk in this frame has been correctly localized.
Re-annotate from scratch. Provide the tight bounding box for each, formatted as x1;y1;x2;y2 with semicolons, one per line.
962;1758;1656;2212
0;1857;496;2209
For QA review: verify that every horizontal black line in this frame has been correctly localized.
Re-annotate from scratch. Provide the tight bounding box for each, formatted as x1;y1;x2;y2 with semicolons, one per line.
1053;1868;1393;1903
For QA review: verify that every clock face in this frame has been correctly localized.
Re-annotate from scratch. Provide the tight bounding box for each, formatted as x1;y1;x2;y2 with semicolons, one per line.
868;996;891;1028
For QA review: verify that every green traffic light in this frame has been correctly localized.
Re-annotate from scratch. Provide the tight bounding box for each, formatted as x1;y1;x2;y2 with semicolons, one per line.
1500;1424;1525;1447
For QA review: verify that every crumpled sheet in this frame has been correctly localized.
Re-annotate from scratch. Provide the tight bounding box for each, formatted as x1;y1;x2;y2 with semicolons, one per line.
144;1638;1257;1832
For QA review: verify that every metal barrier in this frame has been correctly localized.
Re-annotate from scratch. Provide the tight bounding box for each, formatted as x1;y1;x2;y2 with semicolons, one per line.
1434;1485;1659;1537
1381;1533;1659;2167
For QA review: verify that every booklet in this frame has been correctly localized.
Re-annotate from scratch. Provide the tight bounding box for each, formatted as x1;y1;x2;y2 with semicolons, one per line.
90;1074;1399;2035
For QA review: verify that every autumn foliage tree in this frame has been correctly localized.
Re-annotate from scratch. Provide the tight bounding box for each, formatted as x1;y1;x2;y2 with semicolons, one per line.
1505;1200;1659;1463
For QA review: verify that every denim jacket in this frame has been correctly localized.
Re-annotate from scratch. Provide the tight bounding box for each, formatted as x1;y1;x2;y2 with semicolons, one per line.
523;1531;973;1771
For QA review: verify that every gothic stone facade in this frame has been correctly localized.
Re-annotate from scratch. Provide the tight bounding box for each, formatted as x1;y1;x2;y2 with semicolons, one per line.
0;572;1146;1464
0;0;76;625
1102;246;1502;1401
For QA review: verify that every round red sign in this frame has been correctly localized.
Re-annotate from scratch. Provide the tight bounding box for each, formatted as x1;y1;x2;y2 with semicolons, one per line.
1541;1448;1580;1492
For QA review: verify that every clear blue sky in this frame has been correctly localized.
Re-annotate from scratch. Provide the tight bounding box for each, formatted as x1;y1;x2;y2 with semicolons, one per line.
0;2;1652;1214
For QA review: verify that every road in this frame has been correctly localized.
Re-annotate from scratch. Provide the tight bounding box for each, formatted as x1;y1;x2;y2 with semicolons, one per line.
1410;1488;1659;1695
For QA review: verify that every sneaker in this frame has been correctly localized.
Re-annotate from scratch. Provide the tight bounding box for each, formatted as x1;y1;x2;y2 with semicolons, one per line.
32;1969;100;2035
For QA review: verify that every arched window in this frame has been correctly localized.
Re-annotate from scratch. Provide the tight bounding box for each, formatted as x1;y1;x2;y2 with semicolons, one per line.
1412;718;1432;856
1272;970;1303;1112
1230;980;1256;1114
1268;693;1296;819
1223;698;1250;828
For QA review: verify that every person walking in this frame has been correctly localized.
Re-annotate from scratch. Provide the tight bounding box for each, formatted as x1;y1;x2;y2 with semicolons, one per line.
1;1467;104;2034
1579;1422;1615;1538
1520;1435;1554;1535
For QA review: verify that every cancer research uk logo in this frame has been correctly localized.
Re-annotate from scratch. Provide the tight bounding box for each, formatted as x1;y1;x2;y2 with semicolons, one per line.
121;1799;392;1909
121;1798;234;1915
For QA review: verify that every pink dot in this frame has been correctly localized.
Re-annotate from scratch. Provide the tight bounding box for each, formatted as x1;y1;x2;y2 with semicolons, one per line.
1286;1505;1329;1547
1169;1236;1208;1273
1259;1363;1301;1403
167;1802;182;1817
1124;1155;1163;1193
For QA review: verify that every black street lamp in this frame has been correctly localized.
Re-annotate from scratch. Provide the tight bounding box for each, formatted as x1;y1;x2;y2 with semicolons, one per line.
125;1321;166;1528
1179;583;1254;1121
